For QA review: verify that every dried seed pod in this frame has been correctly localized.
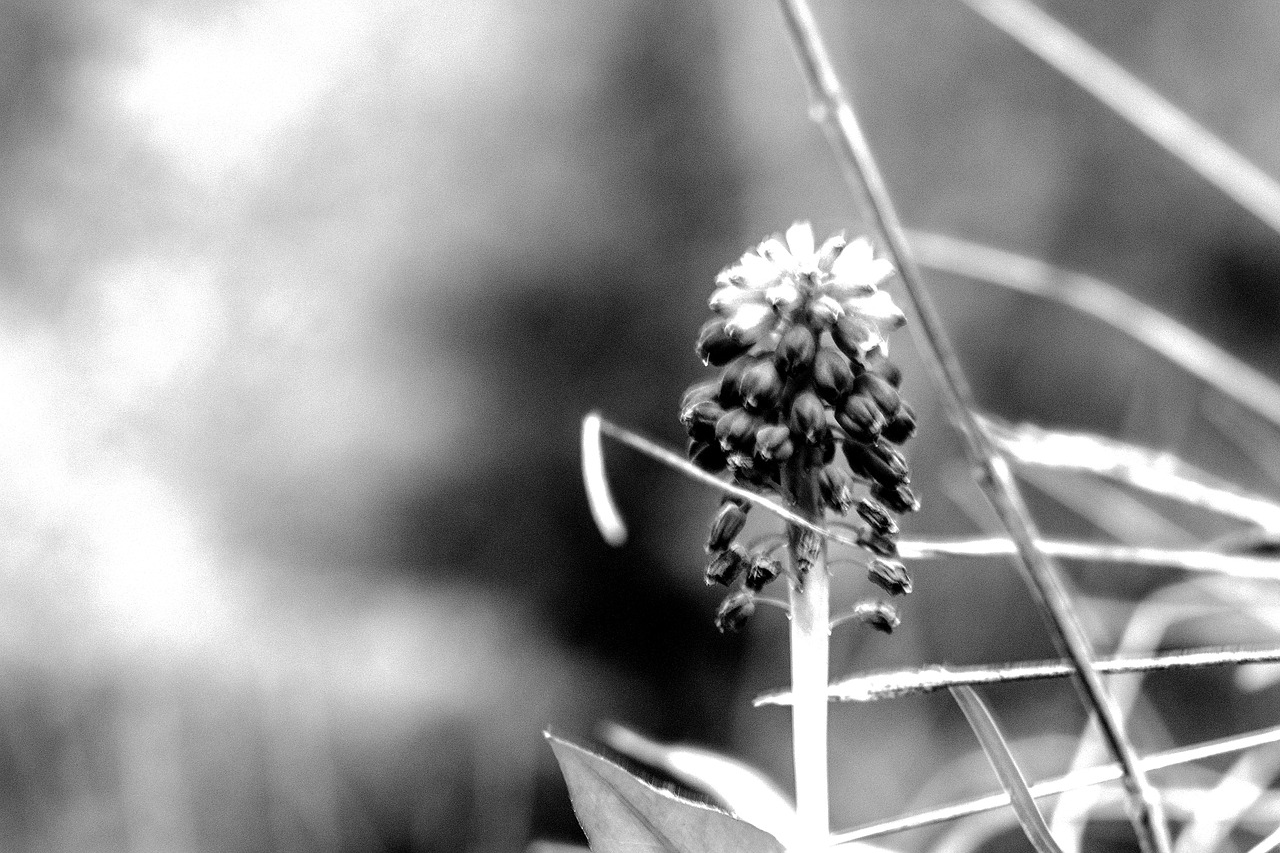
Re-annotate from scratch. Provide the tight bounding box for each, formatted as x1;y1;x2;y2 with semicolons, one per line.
852;372;901;417
715;592;756;633
818;466;857;514
739;360;784;413
813;348;855;403
881;403;917;444
706;545;748;586
688;439;728;473
744;554;782;591
836;395;885;444
788;391;828;445
873;481;920;514
867;558;912;596
775;324;817;376
857;527;899;558
715;408;760;453
850;599;900;634
696;318;752;366
755;424;794;462
856;498;899;535
843;439;908;487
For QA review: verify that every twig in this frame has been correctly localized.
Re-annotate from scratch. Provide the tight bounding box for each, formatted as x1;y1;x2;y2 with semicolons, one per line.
827;725;1280;848
755;646;1280;706
959;0;1280;237
894;537;1280;580
774;3;1170;851
981;416;1280;533
909;231;1280;431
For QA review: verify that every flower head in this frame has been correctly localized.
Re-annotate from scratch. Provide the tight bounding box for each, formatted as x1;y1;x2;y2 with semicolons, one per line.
710;222;905;358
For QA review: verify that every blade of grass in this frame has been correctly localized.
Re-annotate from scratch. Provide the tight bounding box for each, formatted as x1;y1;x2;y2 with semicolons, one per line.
981;416;1280;533
754;646;1280;705
828;724;1280;849
1172;745;1280;853
909;231;1280;431
894;537;1280;579
1246;822;1280;853
582;413;628;546
951;686;1065;853
775;3;1169;850
959;0;1280;236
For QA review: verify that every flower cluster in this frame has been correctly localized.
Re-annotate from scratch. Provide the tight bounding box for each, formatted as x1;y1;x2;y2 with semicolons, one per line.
679;223;920;632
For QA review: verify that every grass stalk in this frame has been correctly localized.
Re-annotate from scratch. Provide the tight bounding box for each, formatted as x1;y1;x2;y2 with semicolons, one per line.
773;3;1170;851
754;645;1280;705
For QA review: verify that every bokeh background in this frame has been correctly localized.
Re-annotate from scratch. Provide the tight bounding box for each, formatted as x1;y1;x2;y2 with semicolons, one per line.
3;0;1280;850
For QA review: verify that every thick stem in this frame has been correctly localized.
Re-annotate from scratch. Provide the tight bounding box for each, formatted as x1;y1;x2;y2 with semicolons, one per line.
784;453;830;852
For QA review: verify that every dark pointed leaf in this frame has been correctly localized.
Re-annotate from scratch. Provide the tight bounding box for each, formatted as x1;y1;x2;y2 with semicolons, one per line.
546;731;785;853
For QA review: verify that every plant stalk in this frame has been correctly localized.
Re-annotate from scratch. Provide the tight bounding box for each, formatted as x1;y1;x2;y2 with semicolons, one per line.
774;3;1171;852
784;453;830;852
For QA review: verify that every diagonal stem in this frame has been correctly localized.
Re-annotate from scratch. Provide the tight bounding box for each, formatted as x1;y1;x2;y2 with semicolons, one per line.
773;3;1171;853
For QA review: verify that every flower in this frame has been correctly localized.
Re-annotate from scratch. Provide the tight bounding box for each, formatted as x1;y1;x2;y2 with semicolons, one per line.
710;221;905;356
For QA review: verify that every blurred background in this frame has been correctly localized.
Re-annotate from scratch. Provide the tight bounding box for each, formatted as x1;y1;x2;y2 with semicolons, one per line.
2;0;1280;850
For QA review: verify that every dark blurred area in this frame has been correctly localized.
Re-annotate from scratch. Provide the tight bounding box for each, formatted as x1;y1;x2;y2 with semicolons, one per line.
2;0;1280;850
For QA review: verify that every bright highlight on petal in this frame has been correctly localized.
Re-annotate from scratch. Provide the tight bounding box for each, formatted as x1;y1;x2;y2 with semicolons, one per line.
786;221;816;263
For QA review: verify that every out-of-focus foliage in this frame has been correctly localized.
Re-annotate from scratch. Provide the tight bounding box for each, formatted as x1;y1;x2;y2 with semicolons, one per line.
2;0;1280;850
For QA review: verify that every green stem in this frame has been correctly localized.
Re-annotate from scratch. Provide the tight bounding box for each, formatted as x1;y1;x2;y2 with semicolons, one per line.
784;454;830;852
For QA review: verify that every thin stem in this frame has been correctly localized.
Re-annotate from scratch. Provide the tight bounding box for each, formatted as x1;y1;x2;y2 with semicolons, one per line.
754;646;1280;705
774;4;1170;851
828;724;1280;848
784;453;831;852
909;231;1280;431
959;0;1280;238
894;537;1280;579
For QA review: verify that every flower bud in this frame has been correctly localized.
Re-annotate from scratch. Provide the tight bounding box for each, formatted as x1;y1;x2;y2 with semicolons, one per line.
836;395;885;443
818;466;857;514
788;391;828;445
709;286;755;316
820;431;837;464
745;554;782;591
715;408;760;453
706;545;747;586
718;358;752;408
815;234;847;272
680;399;726;440
739;360;783;413
857;527;898;558
843;439;908;487
680;380;719;413
856;498;898;535
755;424;794;462
724;303;775;345
873;481;920;514
867;559;912;596
808;294;845;328
867;356;903;389
715;592;756;633
707;502;748;552
852;372;901;416
831;314;877;361
696;318;752;366
881;403;917;444
813;348;854;403
688;439;728;473
850;599;900;634
775;324;817;376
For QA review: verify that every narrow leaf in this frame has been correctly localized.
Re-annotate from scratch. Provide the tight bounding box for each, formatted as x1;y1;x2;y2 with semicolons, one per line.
599;723;799;849
950;687;1065;853
546;731;784;853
